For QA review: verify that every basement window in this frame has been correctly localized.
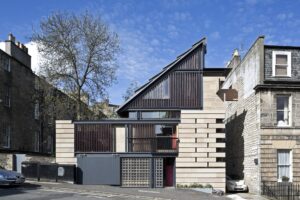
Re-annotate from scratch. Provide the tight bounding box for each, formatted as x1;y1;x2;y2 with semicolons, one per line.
272;51;291;77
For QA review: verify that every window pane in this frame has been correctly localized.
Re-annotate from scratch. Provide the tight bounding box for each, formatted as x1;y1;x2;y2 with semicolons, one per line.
275;65;288;76
278;150;291;179
276;54;288;65
129;112;137;119
277;95;290;126
277;96;289;110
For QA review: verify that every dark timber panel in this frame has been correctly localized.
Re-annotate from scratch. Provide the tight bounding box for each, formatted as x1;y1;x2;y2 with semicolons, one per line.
75;124;113;152
121;46;203;111
175;48;202;70
126;72;201;109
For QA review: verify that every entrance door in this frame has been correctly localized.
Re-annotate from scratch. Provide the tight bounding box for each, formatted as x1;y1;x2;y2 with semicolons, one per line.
164;158;175;187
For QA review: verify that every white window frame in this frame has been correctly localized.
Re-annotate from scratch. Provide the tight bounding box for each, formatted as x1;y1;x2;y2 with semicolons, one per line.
277;149;293;182
272;51;291;77
276;94;292;127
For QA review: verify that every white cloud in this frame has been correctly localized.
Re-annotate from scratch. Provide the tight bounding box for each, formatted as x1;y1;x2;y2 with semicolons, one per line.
25;41;41;74
0;42;5;51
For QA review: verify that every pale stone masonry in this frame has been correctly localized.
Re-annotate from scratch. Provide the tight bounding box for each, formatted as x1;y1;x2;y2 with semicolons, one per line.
176;75;226;190
177;110;226;190
55;120;76;165
223;36;300;194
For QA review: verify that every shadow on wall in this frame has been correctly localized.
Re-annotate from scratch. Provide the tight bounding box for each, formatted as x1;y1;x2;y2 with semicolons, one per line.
225;110;247;179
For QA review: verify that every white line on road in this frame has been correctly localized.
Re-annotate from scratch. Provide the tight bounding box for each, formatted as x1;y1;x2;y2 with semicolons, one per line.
40;187;171;200
138;190;160;194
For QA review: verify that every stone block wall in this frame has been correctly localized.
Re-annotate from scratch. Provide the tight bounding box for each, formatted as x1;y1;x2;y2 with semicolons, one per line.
223;38;264;194
176;110;226;190
55;120;76;165
260;130;300;183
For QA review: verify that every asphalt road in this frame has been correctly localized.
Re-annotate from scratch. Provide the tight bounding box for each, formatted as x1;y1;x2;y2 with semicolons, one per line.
0;182;230;200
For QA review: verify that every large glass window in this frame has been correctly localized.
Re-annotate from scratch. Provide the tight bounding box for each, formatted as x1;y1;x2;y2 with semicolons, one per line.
272;51;291;77
278;150;292;182
276;95;291;126
141;111;180;119
154;125;173;135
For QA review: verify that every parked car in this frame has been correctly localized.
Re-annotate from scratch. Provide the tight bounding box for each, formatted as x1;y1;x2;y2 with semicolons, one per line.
0;166;25;185
226;176;248;192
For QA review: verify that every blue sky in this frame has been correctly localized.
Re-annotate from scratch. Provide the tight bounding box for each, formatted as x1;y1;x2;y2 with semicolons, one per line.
1;0;300;105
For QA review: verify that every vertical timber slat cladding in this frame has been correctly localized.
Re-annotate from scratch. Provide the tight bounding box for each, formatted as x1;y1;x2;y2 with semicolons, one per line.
131;124;155;152
120;45;203;111
126;72;201;109
75;123;114;152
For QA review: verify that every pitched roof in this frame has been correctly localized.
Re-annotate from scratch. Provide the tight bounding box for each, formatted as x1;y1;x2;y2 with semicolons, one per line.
116;37;206;114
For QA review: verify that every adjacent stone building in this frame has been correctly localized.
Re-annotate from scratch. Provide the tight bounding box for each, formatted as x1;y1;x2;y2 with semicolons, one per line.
0;34;95;167
223;36;300;193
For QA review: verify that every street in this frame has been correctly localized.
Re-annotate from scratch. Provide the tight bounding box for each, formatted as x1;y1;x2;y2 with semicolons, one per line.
0;182;229;200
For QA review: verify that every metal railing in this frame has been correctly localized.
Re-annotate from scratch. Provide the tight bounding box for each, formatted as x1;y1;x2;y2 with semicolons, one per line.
128;136;179;153
262;182;300;200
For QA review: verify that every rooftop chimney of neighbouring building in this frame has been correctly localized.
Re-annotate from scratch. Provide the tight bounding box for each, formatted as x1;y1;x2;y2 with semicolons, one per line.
5;33;31;68
226;49;241;69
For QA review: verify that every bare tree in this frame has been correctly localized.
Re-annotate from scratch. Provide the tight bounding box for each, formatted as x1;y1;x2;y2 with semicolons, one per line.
32;11;119;119
123;81;139;101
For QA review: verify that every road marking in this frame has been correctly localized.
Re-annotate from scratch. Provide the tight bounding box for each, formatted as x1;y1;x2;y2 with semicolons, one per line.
138;190;160;194
39;187;171;200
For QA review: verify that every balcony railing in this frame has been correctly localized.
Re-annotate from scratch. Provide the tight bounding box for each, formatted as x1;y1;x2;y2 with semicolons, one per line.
128;136;179;153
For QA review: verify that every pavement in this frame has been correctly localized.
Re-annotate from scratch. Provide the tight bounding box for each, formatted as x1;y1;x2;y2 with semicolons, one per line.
0;181;269;200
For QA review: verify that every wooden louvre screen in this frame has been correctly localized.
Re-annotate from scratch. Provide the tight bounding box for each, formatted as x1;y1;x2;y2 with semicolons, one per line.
75;124;114;153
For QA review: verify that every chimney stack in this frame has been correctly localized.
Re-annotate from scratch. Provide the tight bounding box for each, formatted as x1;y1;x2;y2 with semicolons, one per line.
226;49;241;69
5;33;31;68
8;33;15;43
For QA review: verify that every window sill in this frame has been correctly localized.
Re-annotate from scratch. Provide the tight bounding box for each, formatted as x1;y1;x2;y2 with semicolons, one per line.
271;75;291;78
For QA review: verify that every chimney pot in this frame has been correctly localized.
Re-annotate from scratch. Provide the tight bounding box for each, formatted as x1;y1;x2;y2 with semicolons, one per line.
8;33;15;42
233;49;239;57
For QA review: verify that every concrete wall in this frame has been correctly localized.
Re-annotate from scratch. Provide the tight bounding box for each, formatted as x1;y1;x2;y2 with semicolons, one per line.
55;120;76;165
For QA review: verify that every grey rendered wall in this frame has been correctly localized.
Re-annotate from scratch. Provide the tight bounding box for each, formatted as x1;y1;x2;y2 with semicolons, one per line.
77;154;120;185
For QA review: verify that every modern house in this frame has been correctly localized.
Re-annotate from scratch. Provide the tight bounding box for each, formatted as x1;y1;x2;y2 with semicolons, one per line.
56;38;228;190
0;34;95;170
222;36;300;193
